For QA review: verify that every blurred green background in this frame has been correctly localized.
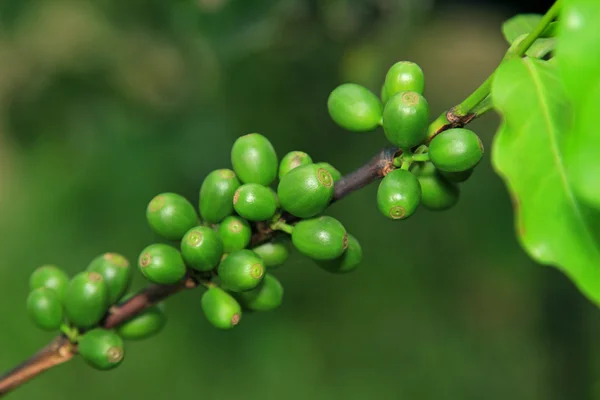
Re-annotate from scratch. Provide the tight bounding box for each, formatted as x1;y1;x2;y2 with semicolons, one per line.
1;0;597;399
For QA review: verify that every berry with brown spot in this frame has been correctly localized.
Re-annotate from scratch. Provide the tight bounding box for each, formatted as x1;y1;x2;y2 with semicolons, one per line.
201;287;242;330
181;226;223;272
277;164;334;218
377;169;421;220
78;328;125;370
382;91;430;150
217;249;265;292
217;216;252;253
138;244;186;285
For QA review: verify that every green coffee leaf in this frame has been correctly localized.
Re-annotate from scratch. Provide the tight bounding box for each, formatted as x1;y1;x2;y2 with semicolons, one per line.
502;14;542;43
492;57;600;305
555;0;600;209
555;0;600;105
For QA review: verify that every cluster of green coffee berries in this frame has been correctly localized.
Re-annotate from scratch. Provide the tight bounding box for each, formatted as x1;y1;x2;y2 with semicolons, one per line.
139;133;362;330
26;256;165;370
25;133;363;371
25;61;484;372
328;61;484;218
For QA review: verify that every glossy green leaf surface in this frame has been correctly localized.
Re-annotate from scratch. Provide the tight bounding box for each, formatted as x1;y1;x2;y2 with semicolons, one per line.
555;0;600;106
492;57;600;305
555;0;600;209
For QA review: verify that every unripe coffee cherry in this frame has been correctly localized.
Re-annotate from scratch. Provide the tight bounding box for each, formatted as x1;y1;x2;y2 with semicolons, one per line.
26;287;63;331
116;295;166;340
199;169;240;223
252;238;289;268
138;244;186;284
29;265;69;301
327;83;382;132
233;183;278;222
218;216;252;253
217;250;265;292
316;233;362;273
382;61;425;100
87;253;132;305
440;168;473;183
231;133;278;186
416;165;460;211
279;151;313;179
235;274;283;311
382;91;429;150
377;169;421;220
429;128;484;172
146;193;198;241
63;271;109;329
380;85;389;105
278;164;334;218
181;226;223;272
292;216;348;260
314;162;342;182
201;287;242;329
78;328;125;370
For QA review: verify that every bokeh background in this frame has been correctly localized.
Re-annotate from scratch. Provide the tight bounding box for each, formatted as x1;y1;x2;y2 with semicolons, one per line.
1;0;595;399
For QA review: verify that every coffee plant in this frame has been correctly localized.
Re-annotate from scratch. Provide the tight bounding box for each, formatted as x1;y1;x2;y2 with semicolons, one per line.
1;0;598;395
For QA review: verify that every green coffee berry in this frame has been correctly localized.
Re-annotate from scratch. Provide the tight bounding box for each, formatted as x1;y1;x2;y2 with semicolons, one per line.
217;216;252;253
26;287;63;331
314;162;342;182
277;164;334;218
292;216;348;260
231;133;278;186
382;91;430;150
63;271;109;329
78;328;124;370
279;151;313;179
199;169;241;223
429;128;484;172
116;295;166;340
86;253;132;305
201;287;242;330
327;83;382;132
252;238;289;268
233;183;278;222
217;249;265;292
417;170;459;211
29;265;69;301
382;61;425;100
138;244;186;285
380;85;389;105
146;193;198;241
181;226;223;272
235;274;283;311
316;233;362;274
440;168;474;183
377;169;421;220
